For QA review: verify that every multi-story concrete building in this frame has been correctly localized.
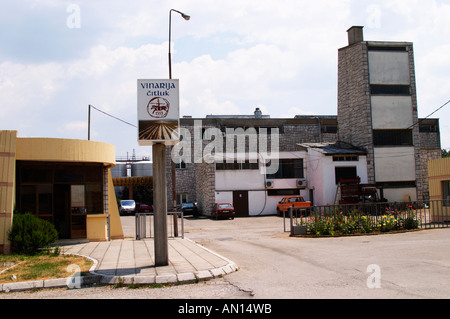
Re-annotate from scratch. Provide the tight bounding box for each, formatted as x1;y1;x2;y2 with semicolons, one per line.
338;26;441;202
167;113;340;216
149;26;441;215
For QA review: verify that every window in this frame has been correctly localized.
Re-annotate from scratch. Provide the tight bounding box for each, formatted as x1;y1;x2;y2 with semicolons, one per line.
321;125;338;134
373;130;413;146
177;194;189;205
419;125;438;133
175;161;186;169
376;181;416;190
333;156;359;162
266;159;304;179
367;46;407;52
442;181;450;206
216;160;259;171
370;85;410;95
267;189;301;196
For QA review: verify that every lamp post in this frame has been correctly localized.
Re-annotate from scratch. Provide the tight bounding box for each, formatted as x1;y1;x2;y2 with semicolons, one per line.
168;9;190;80
168;9;189;237
153;9;189;266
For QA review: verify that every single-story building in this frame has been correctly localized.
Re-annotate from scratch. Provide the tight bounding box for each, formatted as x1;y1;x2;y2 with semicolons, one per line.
298;142;369;205
428;156;450;222
0;130;123;254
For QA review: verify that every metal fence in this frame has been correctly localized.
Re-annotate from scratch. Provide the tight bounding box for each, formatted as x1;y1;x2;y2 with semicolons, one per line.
135;212;184;240
283;200;450;234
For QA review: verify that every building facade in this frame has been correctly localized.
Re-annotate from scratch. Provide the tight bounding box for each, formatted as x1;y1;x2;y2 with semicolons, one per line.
428;157;450;222
166;113;439;215
165;114;341;216
0;131;123;254
164;27;441;215
338;26;441;202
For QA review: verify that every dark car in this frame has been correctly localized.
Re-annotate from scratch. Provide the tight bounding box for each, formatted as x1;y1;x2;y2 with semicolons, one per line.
138;203;153;213
180;202;199;217
211;202;235;220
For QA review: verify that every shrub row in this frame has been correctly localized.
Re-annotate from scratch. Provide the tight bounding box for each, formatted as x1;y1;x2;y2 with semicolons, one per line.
295;206;421;236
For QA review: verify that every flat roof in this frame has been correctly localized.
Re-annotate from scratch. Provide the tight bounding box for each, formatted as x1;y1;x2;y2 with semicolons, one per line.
298;142;367;155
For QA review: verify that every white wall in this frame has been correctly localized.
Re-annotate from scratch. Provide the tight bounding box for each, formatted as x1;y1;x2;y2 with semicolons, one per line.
306;148;324;205
368;51;410;84
214;190;291;216
374;147;415;182
371;96;413;129
215;170;264;191
383;188;417;202
306;149;368;205
213;151;309;216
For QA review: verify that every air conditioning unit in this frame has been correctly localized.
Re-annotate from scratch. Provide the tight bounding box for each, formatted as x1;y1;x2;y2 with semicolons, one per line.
265;180;274;188
296;179;307;188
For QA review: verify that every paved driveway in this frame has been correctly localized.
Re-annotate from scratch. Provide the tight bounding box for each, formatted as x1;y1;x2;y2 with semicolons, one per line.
2;215;449;300
179;215;450;299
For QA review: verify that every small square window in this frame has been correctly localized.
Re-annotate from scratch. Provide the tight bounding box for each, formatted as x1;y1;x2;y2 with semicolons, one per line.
175;161;186;169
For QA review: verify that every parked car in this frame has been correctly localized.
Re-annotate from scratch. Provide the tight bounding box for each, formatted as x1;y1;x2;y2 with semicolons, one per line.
276;196;311;216
137;203;153;213
119;200;136;215
180;202;199;217
211;202;235;220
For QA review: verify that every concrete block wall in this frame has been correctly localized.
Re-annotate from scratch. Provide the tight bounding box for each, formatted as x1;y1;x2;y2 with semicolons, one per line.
337;41;375;183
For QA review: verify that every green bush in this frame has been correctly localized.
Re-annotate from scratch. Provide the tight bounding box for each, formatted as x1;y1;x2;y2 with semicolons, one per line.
8;213;58;255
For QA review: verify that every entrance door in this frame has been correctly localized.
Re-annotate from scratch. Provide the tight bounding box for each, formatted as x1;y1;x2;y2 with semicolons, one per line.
233;191;249;217
54;184;71;239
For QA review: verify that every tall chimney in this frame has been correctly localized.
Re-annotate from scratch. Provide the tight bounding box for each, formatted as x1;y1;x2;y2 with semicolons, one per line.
347;26;364;45
254;107;262;118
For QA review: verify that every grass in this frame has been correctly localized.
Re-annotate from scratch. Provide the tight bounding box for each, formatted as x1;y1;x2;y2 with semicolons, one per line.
0;252;93;284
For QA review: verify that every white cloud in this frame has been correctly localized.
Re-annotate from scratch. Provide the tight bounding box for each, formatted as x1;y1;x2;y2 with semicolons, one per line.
58;120;87;134
0;61;64;117
1;0;449;155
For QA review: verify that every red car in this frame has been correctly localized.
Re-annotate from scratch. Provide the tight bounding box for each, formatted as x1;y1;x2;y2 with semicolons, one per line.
138;203;153;213
211;203;235;220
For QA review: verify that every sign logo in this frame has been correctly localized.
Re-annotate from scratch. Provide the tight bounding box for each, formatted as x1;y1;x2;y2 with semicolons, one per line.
137;79;179;145
147;97;170;118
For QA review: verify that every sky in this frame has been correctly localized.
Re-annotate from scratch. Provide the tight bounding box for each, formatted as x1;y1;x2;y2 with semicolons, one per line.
1;0;449;159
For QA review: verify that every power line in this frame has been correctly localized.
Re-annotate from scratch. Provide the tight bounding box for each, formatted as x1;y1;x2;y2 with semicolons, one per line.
89;104;137;128
407;98;450;130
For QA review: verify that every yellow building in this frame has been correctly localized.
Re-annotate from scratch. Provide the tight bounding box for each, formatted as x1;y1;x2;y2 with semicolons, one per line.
428;156;450;222
0;130;123;254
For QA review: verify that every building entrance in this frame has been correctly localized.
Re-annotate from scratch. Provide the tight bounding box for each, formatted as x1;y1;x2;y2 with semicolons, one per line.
16;161;103;239
233;191;249;217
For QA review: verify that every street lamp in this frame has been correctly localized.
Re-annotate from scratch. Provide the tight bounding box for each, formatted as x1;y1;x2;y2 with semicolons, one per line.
168;9;190;236
168;9;190;79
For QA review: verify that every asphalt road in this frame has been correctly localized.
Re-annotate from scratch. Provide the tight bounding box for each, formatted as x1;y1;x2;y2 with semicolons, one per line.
2;215;450;300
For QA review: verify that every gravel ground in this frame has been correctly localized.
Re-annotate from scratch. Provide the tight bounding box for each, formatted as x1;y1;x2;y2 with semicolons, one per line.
0;277;251;299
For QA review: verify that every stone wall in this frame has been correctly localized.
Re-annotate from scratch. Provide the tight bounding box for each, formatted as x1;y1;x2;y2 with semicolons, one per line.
337;41;375;183
195;161;215;215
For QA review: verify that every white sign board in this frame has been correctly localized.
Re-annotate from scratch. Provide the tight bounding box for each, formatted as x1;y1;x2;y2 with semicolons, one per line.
137;79;180;145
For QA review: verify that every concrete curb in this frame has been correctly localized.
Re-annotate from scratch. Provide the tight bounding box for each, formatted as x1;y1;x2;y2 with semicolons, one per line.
0;239;238;293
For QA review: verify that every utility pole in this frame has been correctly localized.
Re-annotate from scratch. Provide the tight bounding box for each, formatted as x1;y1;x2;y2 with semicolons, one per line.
153;142;168;266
